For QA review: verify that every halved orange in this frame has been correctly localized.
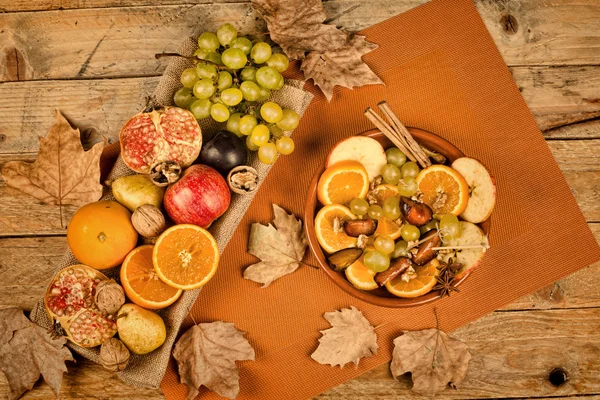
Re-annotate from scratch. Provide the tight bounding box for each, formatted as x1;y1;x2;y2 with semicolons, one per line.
317;161;369;205
121;245;182;309
369;184;399;205
314;204;357;254
152;224;220;290
374;217;402;240
416;165;469;216
345;255;378;290
385;258;440;298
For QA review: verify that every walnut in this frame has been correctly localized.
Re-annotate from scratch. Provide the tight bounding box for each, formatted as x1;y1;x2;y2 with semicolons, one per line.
400;266;417;282
356;234;368;249
94;280;125;315
132;205;166;237
150;161;182;187
227;165;259;195
99;338;130;372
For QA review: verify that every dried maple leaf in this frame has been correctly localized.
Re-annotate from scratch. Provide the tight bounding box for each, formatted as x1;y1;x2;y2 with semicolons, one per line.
390;328;471;396
172;321;255;400
243;204;308;287
1;110;105;227
251;0;347;60
0;308;74;400
302;34;384;102
311;306;378;367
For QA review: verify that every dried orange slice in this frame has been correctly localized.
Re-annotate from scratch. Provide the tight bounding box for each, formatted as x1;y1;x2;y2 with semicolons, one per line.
385;259;440;298
121;245;182;309
317;161;369;205
345;255;378;290
152;224;220;290
314;204;357;254
416;165;469;216
369;184;399;205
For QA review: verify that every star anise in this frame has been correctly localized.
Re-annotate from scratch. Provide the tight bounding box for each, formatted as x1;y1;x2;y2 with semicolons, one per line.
434;258;462;298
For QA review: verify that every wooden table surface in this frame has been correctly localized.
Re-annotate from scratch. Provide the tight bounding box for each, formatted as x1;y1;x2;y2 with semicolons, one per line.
1;0;599;399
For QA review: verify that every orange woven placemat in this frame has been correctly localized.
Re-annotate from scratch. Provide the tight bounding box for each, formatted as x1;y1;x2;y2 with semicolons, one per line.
158;0;600;398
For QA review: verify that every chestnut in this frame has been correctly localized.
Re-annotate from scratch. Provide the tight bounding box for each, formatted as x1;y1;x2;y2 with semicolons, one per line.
413;229;441;265
343;219;378;237
375;257;413;287
401;197;433;227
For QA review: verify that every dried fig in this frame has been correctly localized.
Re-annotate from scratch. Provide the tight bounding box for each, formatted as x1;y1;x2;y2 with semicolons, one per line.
401;197;433;227
343;219;378;237
413;229;441;266
328;248;363;271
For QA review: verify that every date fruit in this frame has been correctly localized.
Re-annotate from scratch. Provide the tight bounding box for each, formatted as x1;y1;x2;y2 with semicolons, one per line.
401;197;433;227
343;219;378;237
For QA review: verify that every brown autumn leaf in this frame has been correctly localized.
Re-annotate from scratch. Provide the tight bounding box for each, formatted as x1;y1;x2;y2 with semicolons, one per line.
0;308;74;400
1;110;105;226
243;204;308;287
311;306;378;367
390;328;471;396
302;34;384;102
172;321;255;400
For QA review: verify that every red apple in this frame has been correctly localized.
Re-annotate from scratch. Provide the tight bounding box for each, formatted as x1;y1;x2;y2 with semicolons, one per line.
164;164;231;228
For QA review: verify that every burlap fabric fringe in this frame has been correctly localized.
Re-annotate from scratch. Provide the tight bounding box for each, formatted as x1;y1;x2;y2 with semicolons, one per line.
29;37;313;388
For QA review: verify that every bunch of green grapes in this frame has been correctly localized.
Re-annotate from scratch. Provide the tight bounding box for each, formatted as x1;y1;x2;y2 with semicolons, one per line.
172;23;300;164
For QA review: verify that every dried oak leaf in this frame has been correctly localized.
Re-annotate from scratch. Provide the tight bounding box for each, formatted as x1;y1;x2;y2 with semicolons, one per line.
244;204;308;287
172;321;255;400
1;110;104;226
311;306;378;367
301;34;384;102
251;0;347;60
391;328;471;396
0;308;74;400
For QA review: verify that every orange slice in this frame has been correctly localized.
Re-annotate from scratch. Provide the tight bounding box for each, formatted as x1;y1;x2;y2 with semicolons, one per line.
374;217;402;240
121;245;182;309
152;224;220;290
345;255;378;290
314;204;357;254
369;184;399;205
416;165;469;216
317;161;369;205
385;259;440;298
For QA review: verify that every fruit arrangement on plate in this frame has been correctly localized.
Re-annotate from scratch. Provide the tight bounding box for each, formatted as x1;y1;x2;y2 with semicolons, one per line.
307;103;495;305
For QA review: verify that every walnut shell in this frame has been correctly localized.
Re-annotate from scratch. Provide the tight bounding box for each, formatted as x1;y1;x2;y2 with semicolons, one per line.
94;279;125;315
227;165;259;195
99;338;130;372
132;204;166;237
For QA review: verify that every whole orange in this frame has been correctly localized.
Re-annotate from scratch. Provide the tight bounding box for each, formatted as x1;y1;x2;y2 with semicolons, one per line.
67;200;139;270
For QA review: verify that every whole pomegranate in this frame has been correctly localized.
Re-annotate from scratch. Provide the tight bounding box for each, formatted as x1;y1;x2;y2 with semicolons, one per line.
44;265;118;348
164;164;231;228
120;107;202;173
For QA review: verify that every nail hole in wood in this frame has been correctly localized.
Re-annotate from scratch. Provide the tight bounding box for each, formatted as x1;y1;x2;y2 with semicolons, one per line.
0;134;6;142
500;14;519;35
549;368;568;387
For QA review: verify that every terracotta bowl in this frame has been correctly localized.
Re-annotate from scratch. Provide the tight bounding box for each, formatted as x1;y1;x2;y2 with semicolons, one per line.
304;128;490;308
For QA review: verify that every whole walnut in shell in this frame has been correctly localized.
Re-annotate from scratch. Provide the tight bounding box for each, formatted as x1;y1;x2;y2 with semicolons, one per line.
99;338;130;372
132;204;166;237
94;279;125;315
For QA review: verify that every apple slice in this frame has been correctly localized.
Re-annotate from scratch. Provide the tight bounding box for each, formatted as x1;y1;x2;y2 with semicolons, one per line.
451;157;496;223
326;136;387;182
439;221;487;279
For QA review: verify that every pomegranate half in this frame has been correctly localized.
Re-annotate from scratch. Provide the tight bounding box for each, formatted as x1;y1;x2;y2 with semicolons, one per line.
44;265;118;347
119;106;202;173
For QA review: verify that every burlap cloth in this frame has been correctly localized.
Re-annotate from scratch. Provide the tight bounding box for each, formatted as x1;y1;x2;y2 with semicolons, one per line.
29;38;313;387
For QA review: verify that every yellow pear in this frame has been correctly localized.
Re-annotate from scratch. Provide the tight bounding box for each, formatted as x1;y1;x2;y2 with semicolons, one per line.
116;304;166;355
111;174;165;212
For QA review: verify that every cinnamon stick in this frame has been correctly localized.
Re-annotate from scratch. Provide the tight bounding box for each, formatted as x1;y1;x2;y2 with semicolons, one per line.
363;108;417;163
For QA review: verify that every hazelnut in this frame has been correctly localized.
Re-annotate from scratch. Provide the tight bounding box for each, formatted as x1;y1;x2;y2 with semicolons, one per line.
132;205;166;237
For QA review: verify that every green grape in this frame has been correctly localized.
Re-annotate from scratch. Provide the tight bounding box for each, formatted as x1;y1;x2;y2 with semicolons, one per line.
349;198;369;216
240;81;260;101
276;137;295;156
204;52;223;65
386;148;407;167
382;196;401;220
194;48;209;59
220;88;243;106
197;32;220;52
256;86;271;102
246;135;259;151
217;71;233;91
227;112;243;136
381;164;401;185
401;161;420;178
221;48;248;70
439;213;461;241
276;109;299;131
401;224;420;242
274;75;285;90
196;63;218;80
240;67;256;82
266;53;289;73
180;68;199;89
216;23;237;46
231;37;253;55
258;143;278;164
420;220;438;234
239;115;257;135
363;250;390;272
250;42;272;64
173;87;194;108
210;103;230;122
250;124;270;146
189;99;212;120
391;240;409;259
193;79;216;99
260;102;283;123
397;177;418;197
269;125;285;137
374;235;395;254
368;204;384;219
255;66;282;90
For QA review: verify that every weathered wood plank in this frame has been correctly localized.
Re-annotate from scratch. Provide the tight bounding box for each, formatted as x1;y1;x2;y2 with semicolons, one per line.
0;0;599;82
